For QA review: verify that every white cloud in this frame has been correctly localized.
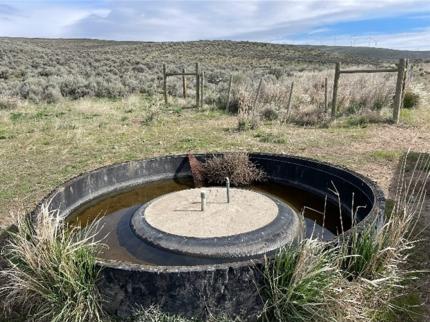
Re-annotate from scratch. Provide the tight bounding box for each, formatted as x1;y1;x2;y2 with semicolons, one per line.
308;28;332;35
0;2;109;38
279;28;430;50
379;29;430;50
0;1;429;50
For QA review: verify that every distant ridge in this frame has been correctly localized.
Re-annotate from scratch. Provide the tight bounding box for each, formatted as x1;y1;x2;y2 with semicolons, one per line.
1;38;430;66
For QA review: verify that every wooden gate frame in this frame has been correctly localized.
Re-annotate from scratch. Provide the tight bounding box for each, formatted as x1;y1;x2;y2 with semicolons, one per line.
163;63;203;107
331;58;409;123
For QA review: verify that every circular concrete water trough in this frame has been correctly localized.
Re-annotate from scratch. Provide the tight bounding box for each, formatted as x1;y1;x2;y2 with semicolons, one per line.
31;153;385;321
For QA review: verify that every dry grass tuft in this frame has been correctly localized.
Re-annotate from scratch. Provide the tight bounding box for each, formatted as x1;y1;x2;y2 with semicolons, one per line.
0;96;20;110
289;106;330;127
132;306;196;322
0;204;106;322
235;84;261;131
132;305;237;322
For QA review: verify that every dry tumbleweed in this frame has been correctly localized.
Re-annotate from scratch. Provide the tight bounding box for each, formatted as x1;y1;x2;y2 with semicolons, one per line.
203;153;266;186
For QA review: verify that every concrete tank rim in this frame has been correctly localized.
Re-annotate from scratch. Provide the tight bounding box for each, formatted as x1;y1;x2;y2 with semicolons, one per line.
29;152;386;274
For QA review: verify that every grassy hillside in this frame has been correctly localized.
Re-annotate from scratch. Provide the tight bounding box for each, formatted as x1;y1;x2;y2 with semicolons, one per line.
2;38;430;65
1;38;430;105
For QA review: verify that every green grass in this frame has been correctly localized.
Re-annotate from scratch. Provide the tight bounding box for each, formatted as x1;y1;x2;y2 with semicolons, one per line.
9;112;24;122
400;108;416;125
370;150;402;162
339;113;387;128
402;151;430;172
262;240;341;322
254;131;288;144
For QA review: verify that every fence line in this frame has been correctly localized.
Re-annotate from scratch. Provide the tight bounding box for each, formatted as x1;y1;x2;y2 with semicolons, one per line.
163;58;411;123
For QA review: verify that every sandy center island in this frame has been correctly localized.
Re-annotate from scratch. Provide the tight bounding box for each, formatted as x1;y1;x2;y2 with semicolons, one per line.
144;187;278;238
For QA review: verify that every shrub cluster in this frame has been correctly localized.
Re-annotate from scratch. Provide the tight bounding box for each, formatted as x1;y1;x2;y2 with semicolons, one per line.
403;91;420;109
203;153;266;186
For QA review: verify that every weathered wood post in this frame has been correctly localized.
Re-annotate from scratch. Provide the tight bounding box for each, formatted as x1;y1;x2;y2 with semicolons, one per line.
226;75;233;112
251;78;263;122
195;63;200;108
200;71;205;107
182;68;187;99
401;59;409;108
331;62;341;118
324;77;328;112
163;63;167;105
253;78;263;111
393;58;406;124
286;81;294;117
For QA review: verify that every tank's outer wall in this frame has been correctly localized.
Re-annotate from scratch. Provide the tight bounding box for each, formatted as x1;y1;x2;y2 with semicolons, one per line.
32;153;385;320
98;262;265;320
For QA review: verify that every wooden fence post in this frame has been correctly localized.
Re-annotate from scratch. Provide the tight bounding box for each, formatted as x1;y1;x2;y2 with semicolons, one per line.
182;68;187;99
393;58;406;124
324;77;328;112
200;71;205;107
226;75;233;112
331;62;340;118
163;63;167;105
286;81;294;116
195;63;200;108
253;78;263;110
401;59;409;108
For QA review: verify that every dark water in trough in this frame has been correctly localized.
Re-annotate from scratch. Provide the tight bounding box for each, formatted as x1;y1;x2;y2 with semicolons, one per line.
69;178;350;266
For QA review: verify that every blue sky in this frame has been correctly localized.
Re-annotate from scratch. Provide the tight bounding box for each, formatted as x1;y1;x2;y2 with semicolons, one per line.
0;1;430;50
